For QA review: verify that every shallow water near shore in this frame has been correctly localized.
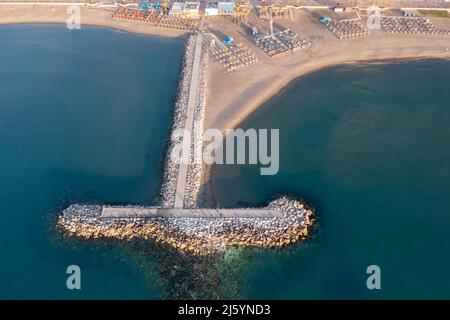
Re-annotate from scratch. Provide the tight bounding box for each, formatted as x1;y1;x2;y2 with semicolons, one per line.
211;59;450;299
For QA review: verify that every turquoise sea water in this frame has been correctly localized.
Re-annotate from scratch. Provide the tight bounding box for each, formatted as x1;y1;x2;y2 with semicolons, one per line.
1;25;449;299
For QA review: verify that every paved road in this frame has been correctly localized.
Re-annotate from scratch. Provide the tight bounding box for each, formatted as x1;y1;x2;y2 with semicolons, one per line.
174;32;203;208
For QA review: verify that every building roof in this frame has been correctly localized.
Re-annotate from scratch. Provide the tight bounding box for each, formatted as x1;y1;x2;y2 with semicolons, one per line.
184;2;200;10
207;2;219;9
171;2;185;11
218;2;235;11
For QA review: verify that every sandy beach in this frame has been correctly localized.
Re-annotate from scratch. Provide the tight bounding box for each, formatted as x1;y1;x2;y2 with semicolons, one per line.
0;5;187;38
200;10;450;203
2;6;449;131
204;16;450;133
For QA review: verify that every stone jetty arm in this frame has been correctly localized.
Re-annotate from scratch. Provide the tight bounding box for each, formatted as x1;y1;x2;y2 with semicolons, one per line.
58;197;314;255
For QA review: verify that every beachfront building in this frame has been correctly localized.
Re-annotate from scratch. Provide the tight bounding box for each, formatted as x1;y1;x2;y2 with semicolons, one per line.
205;2;219;15
218;2;235;15
334;3;346;12
169;2;185;16
233;1;250;16
183;2;200;17
205;2;236;16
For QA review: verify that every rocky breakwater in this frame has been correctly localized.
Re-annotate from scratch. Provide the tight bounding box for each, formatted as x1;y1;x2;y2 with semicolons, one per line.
57;34;317;255
159;35;196;208
183;49;208;209
160;33;207;209
57;197;315;256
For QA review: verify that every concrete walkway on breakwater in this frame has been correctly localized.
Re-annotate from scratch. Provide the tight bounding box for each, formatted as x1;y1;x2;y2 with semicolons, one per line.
174;32;203;208
101;206;283;218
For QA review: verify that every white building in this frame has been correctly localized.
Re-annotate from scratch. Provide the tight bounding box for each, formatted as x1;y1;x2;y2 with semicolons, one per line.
184;2;200;17
205;2;219;16
218;2;235;15
334;3;345;12
170;2;185;16
205;2;235;16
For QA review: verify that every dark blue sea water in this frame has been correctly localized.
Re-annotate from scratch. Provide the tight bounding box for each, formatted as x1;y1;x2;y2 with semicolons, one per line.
1;25;449;299
0;25;184;299
211;59;450;299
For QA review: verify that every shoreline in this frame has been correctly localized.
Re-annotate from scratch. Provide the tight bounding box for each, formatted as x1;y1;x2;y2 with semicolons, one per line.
3;5;450;254
0;6;189;38
227;54;450;131
201;13;450;202
203;54;450;204
2;7;449;137
206;50;450;133
0;20;190;40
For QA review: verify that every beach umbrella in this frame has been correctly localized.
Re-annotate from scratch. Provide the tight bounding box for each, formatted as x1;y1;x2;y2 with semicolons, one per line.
225;36;233;45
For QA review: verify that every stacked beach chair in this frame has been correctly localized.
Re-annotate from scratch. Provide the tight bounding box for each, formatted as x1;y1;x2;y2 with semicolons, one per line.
209;42;258;72
255;29;311;58
326;18;370;39
112;8;199;32
380;16;450;36
156;16;199;31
